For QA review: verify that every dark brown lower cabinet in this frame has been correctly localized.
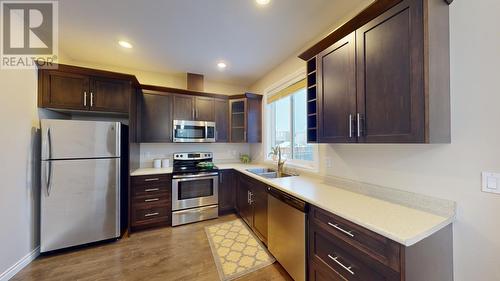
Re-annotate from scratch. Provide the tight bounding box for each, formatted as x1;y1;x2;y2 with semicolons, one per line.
218;169;236;214
130;174;172;231
308;206;453;281
235;173;268;244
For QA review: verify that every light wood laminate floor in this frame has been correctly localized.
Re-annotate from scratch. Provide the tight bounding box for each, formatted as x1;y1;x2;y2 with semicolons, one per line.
12;214;292;281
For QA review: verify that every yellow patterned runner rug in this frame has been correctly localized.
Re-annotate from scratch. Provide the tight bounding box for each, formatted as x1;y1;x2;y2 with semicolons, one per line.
205;218;276;281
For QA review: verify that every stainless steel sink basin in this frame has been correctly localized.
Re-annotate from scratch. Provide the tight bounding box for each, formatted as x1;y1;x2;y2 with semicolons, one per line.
246;168;296;179
246;168;276;174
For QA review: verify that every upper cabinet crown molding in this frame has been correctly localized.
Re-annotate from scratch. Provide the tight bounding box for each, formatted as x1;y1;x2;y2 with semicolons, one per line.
304;0;450;144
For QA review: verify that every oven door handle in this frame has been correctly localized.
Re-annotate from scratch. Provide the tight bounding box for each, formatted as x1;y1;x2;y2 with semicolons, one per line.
173;176;219;182
172;172;219;179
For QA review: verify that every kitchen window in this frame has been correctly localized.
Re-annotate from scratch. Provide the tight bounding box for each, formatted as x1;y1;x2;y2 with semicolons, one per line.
266;72;318;169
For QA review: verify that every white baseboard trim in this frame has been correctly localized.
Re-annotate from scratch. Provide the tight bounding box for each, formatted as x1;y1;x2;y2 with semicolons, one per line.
0;247;40;281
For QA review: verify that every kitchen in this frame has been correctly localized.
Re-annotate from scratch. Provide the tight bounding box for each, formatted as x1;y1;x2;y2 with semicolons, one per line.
1;0;499;281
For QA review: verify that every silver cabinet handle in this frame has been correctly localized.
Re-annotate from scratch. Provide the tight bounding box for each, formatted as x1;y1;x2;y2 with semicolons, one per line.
328;222;354;237
328;254;355;275
145;198;160;202
356;113;362;137
145;188;160;192
244;131;247;142
144;212;159;217
348;114;353;138
144;178;159;182
249;191;254;204
90;92;94;107
83;91;87;107
247;190;250;204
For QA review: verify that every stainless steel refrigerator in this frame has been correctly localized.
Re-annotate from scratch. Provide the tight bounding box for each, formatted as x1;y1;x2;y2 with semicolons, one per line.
40;119;122;253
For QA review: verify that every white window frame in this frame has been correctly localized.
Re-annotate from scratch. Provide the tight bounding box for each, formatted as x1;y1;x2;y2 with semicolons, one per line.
263;68;319;171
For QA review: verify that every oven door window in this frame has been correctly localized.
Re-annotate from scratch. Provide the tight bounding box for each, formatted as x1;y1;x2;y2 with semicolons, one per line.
175;125;206;139
178;179;214;200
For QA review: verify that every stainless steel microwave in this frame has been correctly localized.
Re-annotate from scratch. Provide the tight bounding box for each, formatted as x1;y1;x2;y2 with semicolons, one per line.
173;120;216;143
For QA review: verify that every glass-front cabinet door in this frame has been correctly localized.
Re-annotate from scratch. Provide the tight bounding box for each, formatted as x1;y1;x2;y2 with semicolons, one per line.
230;99;246;142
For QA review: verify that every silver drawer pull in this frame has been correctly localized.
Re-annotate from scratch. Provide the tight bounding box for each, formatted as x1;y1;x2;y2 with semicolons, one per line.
328;222;354;237
144;212;159;217
145;188;160;192
145;198;160;202
328;254;355;275
144;178;159;182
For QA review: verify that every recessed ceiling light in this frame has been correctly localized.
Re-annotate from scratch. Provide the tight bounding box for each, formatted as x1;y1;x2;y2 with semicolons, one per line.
217;62;227;69
118;40;133;49
256;0;270;6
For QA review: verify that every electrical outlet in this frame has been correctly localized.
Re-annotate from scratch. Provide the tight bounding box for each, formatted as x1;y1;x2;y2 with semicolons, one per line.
326;158;333;168
482;172;500;194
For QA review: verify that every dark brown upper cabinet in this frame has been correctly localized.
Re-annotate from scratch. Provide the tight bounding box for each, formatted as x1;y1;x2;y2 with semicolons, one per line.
90;77;131;113
317;32;357;143
172;95;215;122
356;0;424;143
303;0;451;144
139;90;173;143
39;70;90;111
229;93;262;143
195;96;215;121
214;98;229;142
173;95;195;120
38;64;134;114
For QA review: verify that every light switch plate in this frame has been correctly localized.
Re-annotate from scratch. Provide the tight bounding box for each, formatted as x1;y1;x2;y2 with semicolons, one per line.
482;172;500;194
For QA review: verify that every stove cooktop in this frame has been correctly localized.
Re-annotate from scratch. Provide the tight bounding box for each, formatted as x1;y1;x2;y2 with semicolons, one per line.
172;152;218;175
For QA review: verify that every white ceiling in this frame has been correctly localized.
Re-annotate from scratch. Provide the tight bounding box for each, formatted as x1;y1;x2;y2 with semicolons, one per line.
59;0;370;86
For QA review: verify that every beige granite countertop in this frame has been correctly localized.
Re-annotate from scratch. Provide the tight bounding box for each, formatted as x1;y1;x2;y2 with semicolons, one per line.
130;163;455;246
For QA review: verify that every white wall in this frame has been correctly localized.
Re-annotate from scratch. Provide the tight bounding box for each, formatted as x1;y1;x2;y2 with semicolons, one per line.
249;1;500;280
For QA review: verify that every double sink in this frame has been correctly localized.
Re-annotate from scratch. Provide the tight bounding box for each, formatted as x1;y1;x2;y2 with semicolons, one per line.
246;168;296;179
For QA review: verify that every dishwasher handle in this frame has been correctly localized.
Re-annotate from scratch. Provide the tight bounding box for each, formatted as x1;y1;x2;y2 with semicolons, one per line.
268;187;308;212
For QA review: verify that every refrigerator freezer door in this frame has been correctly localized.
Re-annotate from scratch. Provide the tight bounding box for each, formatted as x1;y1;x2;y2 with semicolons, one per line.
41;158;120;253
41;119;120;160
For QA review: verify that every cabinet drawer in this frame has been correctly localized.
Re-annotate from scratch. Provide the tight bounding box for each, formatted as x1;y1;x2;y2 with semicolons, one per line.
310;224;389;281
310;206;401;271
132;193;170;206
131;205;170;226
131;174;171;186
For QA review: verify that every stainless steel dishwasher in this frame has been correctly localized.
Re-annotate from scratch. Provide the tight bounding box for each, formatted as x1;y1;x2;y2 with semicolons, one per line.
268;187;308;281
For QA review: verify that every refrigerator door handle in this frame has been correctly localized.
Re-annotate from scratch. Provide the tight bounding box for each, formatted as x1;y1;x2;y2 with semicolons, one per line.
47;127;53;159
45;161;52;196
46;127;53;195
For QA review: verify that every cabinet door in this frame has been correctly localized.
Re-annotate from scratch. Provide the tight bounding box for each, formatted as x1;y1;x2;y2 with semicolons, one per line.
40;70;89;110
317;32;357;143
356;0;424;143
90;77;131;113
230;99;246;142
140;93;173;142
195;96;215;121
236;176;252;227
252;182;268;244
173;95;195;120
214;99;229;142
218;170;235;214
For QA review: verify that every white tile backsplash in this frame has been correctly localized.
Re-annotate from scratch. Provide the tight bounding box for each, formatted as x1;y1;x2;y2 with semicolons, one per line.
140;143;250;168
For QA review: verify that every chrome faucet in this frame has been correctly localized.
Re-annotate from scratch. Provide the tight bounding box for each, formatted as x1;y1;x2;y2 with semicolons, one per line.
270;145;286;177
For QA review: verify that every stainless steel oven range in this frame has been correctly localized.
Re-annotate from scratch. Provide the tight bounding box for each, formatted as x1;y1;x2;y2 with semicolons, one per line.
171;152;219;226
